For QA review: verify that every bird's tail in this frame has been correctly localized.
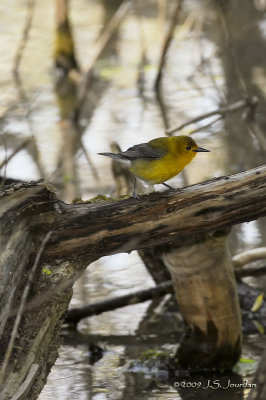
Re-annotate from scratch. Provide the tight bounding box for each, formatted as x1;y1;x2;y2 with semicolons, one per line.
98;152;127;160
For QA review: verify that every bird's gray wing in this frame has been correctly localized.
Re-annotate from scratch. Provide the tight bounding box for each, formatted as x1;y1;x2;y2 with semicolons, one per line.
119;142;165;160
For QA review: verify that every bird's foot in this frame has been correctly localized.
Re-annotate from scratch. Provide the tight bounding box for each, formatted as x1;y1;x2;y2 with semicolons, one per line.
161;182;176;191
132;193;141;200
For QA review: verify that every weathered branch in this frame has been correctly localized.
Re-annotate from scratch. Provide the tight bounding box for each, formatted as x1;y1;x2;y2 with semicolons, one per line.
41;164;266;261
186;115;223;135
2;164;265;267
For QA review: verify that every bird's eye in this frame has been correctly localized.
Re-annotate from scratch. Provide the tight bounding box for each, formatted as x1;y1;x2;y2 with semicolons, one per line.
186;146;191;150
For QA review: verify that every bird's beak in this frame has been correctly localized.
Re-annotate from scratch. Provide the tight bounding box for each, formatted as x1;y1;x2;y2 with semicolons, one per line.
193;147;210;152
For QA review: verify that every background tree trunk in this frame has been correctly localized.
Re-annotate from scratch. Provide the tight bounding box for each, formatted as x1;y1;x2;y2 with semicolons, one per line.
54;0;79;73
164;230;241;370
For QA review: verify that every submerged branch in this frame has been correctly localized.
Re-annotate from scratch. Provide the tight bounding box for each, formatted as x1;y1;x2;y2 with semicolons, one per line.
65;251;266;324
65;281;173;324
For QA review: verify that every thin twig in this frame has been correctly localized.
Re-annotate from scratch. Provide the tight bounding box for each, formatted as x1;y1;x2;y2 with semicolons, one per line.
0;231;52;386
79;138;99;180
133;0;149;97
13;0;36;75
166;97;257;135
4;0;40;179
154;0;182;92
187;115;223;135
155;0;183;130
0;139;31;171
246;115;266;152
12;63;45;178
157;8;203;132
72;0;132;122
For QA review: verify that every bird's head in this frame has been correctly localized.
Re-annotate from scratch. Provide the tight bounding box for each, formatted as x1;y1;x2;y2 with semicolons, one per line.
174;135;210;158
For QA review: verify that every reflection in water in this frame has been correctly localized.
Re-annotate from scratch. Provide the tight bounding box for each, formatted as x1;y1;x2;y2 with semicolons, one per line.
0;0;265;399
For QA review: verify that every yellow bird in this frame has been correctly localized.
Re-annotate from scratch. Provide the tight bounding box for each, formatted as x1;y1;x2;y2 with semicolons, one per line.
99;135;210;195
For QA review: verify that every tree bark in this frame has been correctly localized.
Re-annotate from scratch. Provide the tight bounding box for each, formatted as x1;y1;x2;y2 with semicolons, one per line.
0;164;266;398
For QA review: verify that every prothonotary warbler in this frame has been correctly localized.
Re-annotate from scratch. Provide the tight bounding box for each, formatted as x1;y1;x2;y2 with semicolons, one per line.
99;135;210;195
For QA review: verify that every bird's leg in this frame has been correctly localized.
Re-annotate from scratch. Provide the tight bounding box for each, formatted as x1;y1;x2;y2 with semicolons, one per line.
161;182;175;191
132;177;141;199
133;177;137;196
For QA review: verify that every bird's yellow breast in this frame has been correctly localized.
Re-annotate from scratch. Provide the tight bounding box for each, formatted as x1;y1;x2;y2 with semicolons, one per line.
131;145;196;184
